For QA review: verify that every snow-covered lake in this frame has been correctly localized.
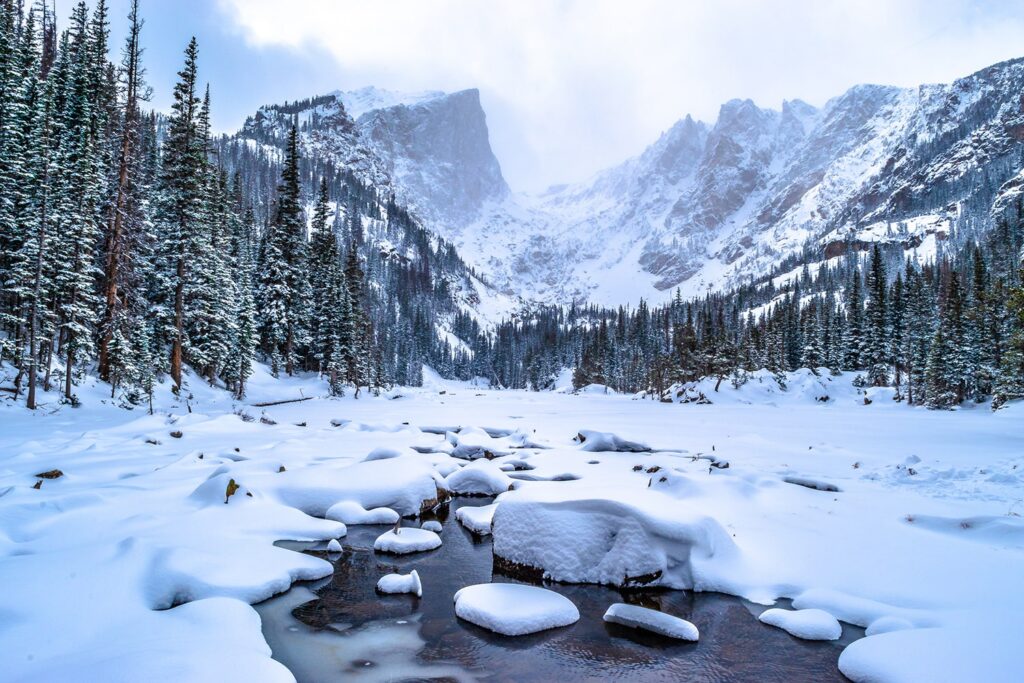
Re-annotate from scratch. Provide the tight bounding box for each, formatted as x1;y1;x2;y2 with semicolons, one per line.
1;367;1022;682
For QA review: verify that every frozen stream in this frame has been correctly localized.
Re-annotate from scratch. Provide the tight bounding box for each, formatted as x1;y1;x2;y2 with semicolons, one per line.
257;498;860;682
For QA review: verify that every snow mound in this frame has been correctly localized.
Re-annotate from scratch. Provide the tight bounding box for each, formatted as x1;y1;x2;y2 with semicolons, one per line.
377;570;423;597
455;503;497;535
421;520;443;533
865;616;914;636
453;583;580;636
363;447;405;462
759;608;842;640
444;459;515;496
326;538;343;553
446;428;512;460
325;500;400;525
374;527;442;554
602;603;699;640
575;429;650;453
491;489;739;589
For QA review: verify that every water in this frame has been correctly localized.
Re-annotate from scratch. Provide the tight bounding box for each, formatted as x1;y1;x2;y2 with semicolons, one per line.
257;498;857;682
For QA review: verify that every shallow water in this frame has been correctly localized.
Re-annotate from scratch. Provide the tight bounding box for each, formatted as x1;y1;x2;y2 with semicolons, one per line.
257;498;857;682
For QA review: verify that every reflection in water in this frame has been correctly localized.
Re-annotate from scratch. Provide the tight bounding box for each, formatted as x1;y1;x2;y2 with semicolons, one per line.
258;499;856;682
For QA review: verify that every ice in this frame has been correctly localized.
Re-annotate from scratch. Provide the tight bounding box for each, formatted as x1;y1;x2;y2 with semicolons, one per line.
374;527;443;554
324;500;400;525
455;503;497;535
602;603;699;640
453;583;580;635
326;538;343;553
758;608;842;641
421;520;443;532
377;569;423;597
574;429;650;452
444;459;515;495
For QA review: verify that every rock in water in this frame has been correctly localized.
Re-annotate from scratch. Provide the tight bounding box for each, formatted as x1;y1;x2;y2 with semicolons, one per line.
759;608;842;640
373;528;442;554
602;603;699;641
376;570;423;597
326;539;343;553
421;520;443;533
453;583;579;636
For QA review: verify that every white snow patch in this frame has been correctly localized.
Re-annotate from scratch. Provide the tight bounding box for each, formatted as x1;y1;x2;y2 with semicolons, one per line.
759;608;843;641
453;583;580;636
373;527;442;554
603;603;699;640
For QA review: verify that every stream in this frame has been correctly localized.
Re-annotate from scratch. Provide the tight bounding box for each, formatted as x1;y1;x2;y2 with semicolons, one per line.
256;498;858;682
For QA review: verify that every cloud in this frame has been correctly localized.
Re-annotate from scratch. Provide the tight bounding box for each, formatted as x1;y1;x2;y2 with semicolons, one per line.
216;0;1024;192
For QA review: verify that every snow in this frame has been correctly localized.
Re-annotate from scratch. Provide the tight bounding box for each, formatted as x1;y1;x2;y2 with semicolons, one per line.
420;520;443;533
376;569;423;597
453;583;580;636
455;503;497;535
602;603;700;640
574;429;651;452
373;527;443;554
443;459;515;495
758;608;843;641
1;363;1022;680
324;500;400;525
326;538;343;553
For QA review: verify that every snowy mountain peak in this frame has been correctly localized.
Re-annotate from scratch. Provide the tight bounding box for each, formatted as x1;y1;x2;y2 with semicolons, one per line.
333;86;447;120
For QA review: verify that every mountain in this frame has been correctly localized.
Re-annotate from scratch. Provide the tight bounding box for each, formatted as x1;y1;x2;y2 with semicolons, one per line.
233;59;1024;309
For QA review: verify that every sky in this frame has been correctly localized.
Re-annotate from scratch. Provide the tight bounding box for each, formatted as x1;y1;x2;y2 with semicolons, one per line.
55;0;1024;192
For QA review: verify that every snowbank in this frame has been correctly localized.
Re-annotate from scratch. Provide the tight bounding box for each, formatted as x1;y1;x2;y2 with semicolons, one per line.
453;583;580;635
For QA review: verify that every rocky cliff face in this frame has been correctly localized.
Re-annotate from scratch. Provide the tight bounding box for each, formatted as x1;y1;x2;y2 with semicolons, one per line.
236;58;1024;308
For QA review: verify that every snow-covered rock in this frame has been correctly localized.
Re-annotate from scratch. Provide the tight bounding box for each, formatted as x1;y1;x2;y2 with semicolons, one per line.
758;608;842;641
420;520;443;533
455;503;497;535
373;528;442;554
326;538;343;553
491;488;740;589
453;583;580;636
602;603;699;641
444;459;515;496
363;447;405;462
575;430;651;453
324;500;400;525
376;570;423;597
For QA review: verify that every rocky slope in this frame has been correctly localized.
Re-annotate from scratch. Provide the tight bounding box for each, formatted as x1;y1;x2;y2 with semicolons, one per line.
235;60;1024;307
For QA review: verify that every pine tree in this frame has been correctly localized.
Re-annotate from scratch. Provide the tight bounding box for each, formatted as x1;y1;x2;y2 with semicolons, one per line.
863;245;889;385
258;125;310;376
156;37;204;391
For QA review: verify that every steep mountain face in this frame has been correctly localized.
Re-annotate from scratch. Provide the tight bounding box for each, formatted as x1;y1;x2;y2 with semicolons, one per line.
234;59;1024;309
234;88;518;321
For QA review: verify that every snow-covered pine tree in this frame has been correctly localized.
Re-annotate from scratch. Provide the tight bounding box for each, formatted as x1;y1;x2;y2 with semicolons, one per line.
155;37;204;391
863;245;889;386
258;125;310;376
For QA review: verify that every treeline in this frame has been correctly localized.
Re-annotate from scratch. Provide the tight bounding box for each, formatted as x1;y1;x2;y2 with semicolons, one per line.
0;0;384;408
471;218;1024;409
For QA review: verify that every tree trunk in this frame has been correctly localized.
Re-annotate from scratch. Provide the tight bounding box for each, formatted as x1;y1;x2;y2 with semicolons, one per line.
171;256;185;390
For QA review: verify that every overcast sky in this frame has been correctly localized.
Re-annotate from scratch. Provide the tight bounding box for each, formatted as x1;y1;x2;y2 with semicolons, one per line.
56;0;1024;192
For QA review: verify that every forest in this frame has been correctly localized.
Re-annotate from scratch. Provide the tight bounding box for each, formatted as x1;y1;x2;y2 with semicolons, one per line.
1;0;1023;412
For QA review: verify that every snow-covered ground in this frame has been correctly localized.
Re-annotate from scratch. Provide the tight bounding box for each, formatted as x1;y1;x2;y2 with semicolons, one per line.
1;365;1022;682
